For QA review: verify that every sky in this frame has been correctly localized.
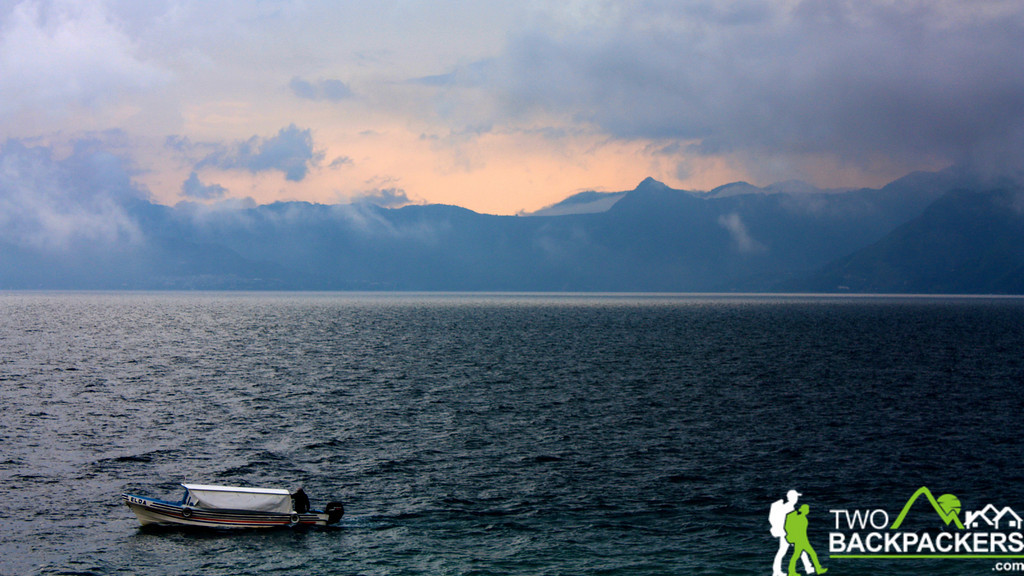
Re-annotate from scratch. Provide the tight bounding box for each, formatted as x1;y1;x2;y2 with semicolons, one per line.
1;0;1023;216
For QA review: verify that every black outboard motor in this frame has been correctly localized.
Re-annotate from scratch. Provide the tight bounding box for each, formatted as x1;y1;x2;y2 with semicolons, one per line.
292;488;310;514
325;502;344;525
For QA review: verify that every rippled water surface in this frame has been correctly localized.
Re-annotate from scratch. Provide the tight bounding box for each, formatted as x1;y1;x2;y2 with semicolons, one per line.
2;292;1024;575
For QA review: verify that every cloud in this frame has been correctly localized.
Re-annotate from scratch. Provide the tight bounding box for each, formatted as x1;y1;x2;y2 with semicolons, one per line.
0;139;144;250
452;0;1024;179
181;171;228;200
329;155;353;168
352;187;416;208
197;124;322;181
289;77;354;101
0;0;168;117
8;0;1022;214
718;212;764;254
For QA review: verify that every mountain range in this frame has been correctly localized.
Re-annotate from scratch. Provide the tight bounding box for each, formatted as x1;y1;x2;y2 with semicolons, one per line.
2;168;1023;293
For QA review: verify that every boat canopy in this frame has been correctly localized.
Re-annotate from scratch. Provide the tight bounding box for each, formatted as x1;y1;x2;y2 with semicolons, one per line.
182;484;293;514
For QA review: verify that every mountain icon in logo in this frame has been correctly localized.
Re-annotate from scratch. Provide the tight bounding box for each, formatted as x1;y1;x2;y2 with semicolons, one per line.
891;487;965;530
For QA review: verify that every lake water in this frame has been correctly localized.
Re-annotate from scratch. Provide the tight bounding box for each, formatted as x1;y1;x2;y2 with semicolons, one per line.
1;292;1023;575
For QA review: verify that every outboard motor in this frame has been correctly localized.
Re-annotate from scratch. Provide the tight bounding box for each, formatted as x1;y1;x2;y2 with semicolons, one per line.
325;502;345;525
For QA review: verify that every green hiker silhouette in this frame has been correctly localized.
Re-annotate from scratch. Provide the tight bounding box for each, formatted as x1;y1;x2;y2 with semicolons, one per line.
784;504;827;576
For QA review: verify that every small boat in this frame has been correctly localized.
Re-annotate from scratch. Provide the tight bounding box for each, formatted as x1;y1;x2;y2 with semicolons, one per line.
122;483;344;528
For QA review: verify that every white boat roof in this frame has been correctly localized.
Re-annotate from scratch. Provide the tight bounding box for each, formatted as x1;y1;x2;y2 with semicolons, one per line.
181;483;291;496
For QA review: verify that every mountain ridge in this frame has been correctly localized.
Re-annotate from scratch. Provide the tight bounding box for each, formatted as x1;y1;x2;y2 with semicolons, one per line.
1;169;1021;293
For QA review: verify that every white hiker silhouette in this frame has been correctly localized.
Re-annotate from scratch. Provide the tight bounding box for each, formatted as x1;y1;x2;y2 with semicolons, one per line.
769;490;814;576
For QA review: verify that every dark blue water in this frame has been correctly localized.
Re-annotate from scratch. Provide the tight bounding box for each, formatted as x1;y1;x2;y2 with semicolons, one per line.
2;293;1023;575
